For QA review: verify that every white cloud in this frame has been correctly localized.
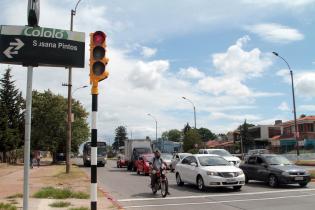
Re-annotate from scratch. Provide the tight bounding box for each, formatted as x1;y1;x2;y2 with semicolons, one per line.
241;0;315;8
141;47;157;58
299;105;315;111
278;101;290;111
178;67;205;79
277;70;315;98
198;77;251;96
128;60;169;90
209;112;261;121
246;23;304;43
212;36;272;80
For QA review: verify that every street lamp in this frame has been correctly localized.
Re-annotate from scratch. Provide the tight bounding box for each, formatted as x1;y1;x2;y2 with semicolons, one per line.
72;85;88;95
272;51;300;157
147;113;158;148
64;0;82;174
182;96;197;129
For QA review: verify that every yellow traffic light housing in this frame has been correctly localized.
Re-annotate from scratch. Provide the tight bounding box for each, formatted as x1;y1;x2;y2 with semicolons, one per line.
89;31;109;94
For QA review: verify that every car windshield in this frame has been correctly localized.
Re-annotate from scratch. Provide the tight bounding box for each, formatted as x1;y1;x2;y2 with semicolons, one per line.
179;154;189;159
161;154;172;160
198;156;230;166
208;150;232;157
264;156;292;165
144;156;154;163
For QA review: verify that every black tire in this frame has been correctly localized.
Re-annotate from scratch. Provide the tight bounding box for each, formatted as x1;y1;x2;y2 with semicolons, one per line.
137;169;140;175
299;182;308;188
233;186;242;191
268;174;279;188
176;173;184;186
152;184;158;194
127;163;132;171
197;176;205;191
161;180;168;197
245;173;249;184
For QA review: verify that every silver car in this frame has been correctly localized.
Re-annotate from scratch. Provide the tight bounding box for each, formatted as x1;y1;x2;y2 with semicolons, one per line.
170;153;191;172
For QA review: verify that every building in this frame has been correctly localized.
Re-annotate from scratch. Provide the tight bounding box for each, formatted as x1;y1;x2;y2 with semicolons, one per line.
232;123;281;153
272;116;315;152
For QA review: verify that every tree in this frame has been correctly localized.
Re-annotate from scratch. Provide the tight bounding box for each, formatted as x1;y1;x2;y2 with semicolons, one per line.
31;90;89;162
183;129;202;152
167;129;182;142
0;67;25;162
161;129;182;142
113;126;127;150
238;120;255;148
182;123;191;136
197;127;216;142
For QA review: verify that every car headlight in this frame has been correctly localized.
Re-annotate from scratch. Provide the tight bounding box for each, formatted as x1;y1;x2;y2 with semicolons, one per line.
281;171;290;176
207;171;219;176
237;171;244;176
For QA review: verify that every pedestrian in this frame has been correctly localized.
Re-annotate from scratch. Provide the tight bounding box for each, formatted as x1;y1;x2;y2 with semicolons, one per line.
30;151;34;169
35;150;41;167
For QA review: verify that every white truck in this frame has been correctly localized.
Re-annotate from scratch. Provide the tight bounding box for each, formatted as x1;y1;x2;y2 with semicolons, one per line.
124;139;152;171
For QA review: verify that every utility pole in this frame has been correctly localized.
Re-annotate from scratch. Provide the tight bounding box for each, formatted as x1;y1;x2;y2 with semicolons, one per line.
182;96;197;129
65;0;81;174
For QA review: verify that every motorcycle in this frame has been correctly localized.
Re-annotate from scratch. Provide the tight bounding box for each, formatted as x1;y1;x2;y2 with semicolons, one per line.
150;167;168;197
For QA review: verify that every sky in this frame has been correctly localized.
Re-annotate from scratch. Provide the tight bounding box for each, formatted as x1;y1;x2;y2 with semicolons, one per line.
1;0;315;144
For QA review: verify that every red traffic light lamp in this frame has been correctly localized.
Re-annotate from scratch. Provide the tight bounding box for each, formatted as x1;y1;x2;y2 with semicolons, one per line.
89;31;109;94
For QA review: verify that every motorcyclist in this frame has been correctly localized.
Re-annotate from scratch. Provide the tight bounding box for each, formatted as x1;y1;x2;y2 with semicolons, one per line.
150;150;167;188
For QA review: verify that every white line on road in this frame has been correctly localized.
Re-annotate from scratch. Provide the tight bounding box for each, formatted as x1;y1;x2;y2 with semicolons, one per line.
123;193;315;209
118;188;315;202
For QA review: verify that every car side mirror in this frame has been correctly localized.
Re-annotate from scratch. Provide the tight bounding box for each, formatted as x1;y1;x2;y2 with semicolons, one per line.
190;162;197;167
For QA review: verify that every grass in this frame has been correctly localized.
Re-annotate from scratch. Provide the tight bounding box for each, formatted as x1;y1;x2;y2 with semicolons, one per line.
68;207;89;210
33;187;89;199
5;193;23;199
49;201;71;208
0;203;17;210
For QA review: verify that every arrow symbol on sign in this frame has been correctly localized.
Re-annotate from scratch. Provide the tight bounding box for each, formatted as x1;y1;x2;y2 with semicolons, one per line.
3;38;24;59
10;38;24;50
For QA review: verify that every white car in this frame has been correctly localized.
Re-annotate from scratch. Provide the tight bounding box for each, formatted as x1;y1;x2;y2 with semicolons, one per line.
161;153;173;169
175;154;245;191
199;149;241;167
170;153;191;172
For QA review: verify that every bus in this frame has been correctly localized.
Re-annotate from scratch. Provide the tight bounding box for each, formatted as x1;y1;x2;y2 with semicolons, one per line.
83;141;107;167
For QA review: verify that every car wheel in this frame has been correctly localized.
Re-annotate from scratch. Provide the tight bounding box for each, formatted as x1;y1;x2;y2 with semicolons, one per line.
268;174;279;188
245;173;249;184
299;182;308;188
197;176;205;191
176;173;184;186
233;186;242;191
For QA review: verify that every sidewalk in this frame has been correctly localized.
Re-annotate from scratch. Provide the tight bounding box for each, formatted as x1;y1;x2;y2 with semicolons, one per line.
0;161;116;209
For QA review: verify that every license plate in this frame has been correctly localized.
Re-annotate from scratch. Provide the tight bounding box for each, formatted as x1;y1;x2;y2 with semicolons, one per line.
226;178;236;182
295;177;304;181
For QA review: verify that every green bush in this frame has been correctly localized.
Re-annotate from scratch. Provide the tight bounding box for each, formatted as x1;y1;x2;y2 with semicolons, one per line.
0;203;17;210
49;201;71;208
33;187;88;199
68;207;89;210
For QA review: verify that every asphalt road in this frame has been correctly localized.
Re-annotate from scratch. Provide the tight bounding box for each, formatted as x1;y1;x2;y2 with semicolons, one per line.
77;159;315;210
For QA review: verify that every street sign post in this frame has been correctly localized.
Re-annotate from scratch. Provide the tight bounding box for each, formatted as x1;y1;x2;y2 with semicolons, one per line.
0;25;85;67
28;0;40;26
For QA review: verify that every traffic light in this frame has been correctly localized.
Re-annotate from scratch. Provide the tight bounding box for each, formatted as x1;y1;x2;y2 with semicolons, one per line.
89;31;109;94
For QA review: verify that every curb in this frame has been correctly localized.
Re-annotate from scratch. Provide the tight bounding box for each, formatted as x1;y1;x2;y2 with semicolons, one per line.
98;187;125;210
81;167;124;210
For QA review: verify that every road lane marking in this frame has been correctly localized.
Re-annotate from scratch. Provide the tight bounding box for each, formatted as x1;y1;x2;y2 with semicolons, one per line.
118;188;315;202
123;193;315;208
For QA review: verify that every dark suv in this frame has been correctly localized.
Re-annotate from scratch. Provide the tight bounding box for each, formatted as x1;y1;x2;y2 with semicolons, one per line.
240;154;311;187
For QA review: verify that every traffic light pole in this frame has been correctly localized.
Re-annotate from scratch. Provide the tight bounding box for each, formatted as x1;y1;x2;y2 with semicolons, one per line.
91;91;98;210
